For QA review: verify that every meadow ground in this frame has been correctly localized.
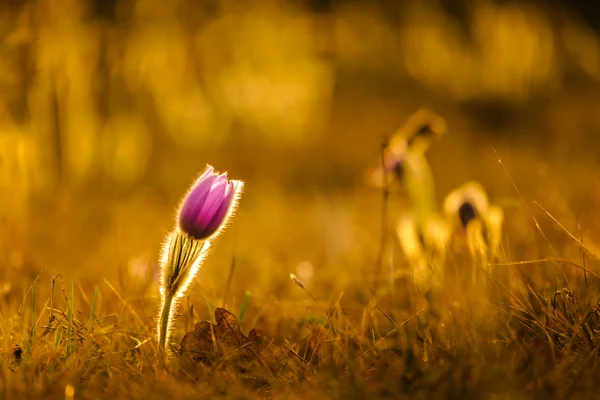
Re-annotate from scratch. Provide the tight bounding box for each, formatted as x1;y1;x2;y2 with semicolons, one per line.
3;95;600;399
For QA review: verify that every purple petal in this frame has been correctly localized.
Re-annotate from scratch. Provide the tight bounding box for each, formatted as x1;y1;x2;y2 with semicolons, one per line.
192;179;228;233
178;171;219;236
180;174;217;213
177;167;243;240
199;166;215;180
204;182;235;235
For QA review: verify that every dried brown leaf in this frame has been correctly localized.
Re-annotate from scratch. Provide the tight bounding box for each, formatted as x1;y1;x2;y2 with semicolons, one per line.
181;308;264;365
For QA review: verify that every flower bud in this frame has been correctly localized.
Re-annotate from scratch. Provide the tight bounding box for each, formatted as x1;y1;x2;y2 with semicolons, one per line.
157;165;244;357
178;166;243;240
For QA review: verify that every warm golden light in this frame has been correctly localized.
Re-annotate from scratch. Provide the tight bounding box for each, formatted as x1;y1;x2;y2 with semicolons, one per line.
1;0;600;398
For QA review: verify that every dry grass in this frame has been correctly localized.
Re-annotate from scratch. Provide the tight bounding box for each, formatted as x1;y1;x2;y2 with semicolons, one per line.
2;152;600;399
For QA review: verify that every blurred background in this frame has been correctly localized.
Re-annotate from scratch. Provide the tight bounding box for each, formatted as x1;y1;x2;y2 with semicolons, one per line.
1;0;600;310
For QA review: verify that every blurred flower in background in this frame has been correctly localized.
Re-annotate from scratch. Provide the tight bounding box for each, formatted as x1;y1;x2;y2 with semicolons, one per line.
1;0;599;194
443;181;504;265
1;0;599;276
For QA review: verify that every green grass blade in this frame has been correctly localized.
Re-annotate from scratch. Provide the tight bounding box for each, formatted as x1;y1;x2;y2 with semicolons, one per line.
238;291;251;324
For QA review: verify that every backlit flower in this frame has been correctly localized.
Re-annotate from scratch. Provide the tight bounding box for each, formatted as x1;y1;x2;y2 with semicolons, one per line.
365;108;445;188
389;108;447;156
157;165;244;357
178;166;243;240
443;181;504;262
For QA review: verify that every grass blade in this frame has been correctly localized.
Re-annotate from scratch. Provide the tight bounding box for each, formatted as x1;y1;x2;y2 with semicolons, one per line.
89;286;98;324
238;291;251;324
55;326;63;350
29;282;36;352
67;278;74;357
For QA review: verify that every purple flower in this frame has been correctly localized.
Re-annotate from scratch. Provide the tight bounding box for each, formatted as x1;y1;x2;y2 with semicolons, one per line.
178;166;243;240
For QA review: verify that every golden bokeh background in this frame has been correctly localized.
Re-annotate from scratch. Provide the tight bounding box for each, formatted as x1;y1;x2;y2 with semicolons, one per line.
2;0;600;321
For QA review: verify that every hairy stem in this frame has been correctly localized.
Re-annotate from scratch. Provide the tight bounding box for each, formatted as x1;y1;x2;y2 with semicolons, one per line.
158;293;174;354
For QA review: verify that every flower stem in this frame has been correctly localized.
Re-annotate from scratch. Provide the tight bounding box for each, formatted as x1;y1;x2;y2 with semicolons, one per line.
158;293;174;354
